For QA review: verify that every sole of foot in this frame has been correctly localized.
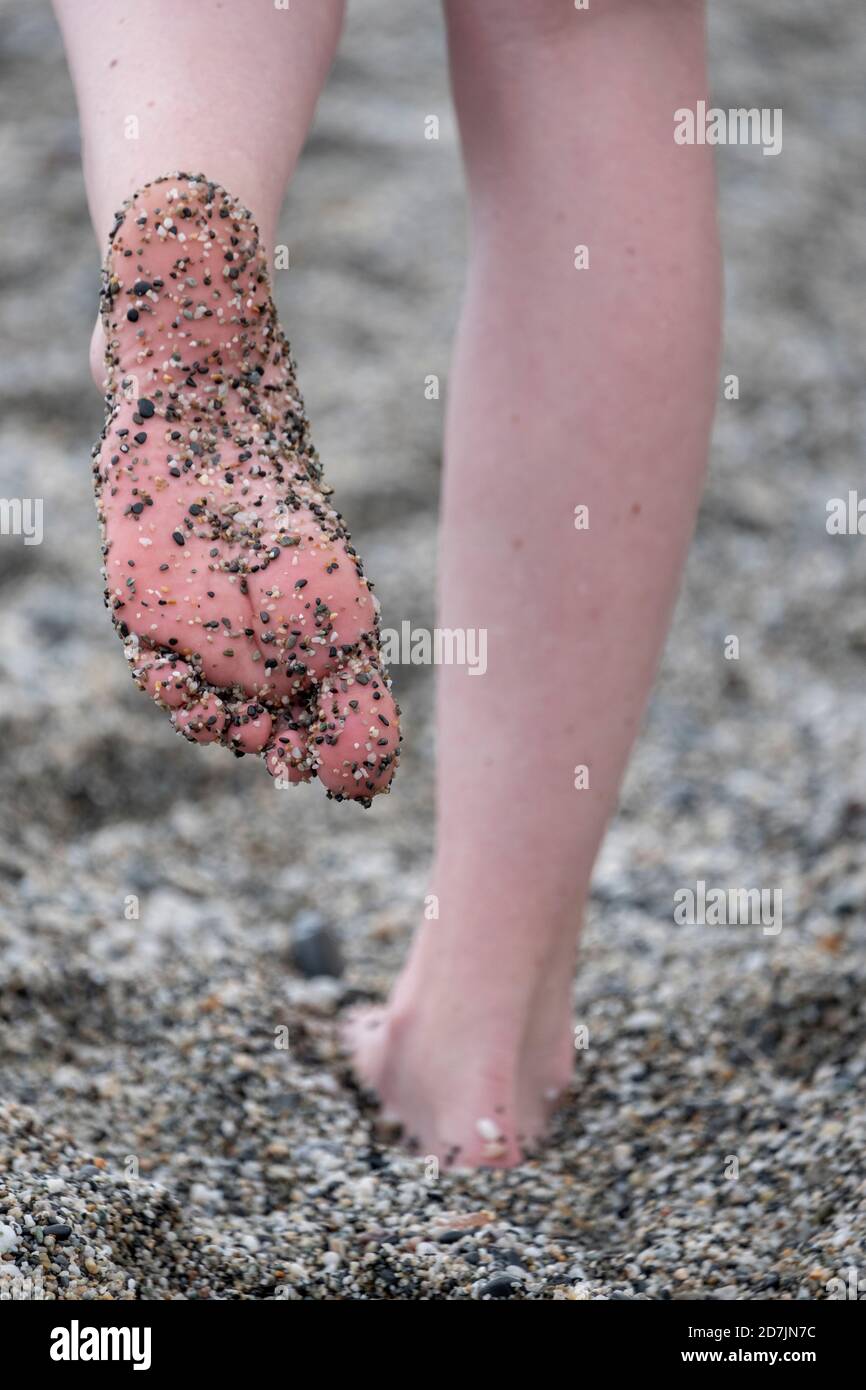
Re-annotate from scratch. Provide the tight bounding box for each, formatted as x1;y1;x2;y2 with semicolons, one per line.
93;171;400;806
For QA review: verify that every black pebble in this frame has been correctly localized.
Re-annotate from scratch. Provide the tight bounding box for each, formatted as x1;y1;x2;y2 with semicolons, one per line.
138;398;155;418
133;280;151;295
126;308;139;322
289;911;344;980
478;1275;516;1299
172;531;185;546
133;432;147;444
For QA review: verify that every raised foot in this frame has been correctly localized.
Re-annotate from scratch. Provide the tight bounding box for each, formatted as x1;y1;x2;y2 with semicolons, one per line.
93;171;400;805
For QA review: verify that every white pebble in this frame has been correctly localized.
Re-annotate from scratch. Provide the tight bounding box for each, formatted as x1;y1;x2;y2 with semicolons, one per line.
476;1117;502;1142
0;1223;18;1255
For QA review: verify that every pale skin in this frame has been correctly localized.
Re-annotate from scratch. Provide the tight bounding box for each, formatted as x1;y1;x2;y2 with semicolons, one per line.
54;0;721;1167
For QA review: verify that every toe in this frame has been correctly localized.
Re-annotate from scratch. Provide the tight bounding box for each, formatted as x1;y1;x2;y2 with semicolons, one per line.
264;714;314;784
138;656;195;710
226;702;273;755
312;662;401;801
174;691;227;744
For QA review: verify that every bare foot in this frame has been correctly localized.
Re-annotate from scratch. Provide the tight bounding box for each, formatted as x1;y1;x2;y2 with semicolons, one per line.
343;924;576;1169
92;172;400;805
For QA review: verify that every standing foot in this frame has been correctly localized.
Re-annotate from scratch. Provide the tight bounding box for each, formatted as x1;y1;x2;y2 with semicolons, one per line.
343;922;577;1169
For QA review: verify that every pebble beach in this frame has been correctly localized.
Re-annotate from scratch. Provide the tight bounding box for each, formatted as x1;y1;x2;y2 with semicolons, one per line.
0;0;864;1299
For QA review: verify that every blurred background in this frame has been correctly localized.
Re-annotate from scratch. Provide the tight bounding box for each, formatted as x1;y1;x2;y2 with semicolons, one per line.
0;0;863;1300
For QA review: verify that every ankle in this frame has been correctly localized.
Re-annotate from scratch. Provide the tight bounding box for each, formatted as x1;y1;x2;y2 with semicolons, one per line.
405;895;583;992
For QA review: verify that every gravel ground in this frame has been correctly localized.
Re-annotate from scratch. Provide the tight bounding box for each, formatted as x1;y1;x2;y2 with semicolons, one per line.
0;0;864;1299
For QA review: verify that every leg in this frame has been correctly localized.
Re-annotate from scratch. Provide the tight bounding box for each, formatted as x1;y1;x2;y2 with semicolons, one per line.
54;0;344;246
349;0;721;1164
53;0;401;801
53;0;346;381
